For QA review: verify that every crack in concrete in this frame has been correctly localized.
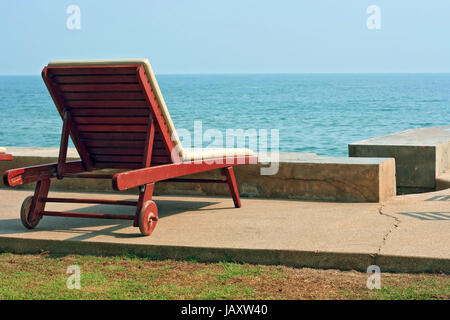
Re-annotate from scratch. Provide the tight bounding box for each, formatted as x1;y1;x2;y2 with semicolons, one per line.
375;203;401;257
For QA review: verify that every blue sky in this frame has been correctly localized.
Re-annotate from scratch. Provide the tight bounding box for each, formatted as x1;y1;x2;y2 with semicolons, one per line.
1;0;449;74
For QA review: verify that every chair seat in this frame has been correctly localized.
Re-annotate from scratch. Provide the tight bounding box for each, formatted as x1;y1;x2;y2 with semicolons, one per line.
181;148;254;161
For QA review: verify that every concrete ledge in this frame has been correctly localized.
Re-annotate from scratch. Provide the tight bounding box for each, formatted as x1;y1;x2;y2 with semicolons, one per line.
0;237;374;272
1;147;396;202
349;126;450;193
0;237;448;274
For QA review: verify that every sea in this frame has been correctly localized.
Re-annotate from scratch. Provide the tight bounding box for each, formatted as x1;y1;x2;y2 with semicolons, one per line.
0;74;448;156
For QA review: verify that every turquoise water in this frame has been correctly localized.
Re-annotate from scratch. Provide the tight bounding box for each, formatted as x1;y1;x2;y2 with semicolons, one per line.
0;74;449;156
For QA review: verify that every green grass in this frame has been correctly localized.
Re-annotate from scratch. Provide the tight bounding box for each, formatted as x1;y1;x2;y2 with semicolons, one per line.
367;278;450;300
0;252;448;300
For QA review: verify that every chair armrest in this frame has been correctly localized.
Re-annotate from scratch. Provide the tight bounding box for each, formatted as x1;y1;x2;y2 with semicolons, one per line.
3;160;85;187
113;156;257;191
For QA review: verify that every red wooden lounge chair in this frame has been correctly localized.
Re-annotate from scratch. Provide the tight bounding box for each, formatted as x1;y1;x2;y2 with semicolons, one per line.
3;59;256;236
0;147;12;161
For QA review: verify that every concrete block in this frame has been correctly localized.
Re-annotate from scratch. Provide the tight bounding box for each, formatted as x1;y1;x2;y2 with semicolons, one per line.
349;126;450;191
436;171;450;191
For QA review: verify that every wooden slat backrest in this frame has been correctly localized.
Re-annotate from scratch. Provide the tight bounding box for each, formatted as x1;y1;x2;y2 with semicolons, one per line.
42;64;176;169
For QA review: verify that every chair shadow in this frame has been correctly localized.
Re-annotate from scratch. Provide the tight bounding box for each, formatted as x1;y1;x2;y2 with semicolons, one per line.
396;211;450;221
0;198;221;241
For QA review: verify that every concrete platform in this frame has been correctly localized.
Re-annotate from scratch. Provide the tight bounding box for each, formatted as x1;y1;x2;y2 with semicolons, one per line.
349;126;450;193
0;188;448;273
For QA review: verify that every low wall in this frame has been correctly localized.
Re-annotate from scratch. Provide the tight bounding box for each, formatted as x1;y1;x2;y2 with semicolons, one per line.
0;147;396;202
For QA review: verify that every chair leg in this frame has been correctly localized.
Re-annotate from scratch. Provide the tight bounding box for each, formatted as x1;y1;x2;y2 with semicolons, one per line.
222;167;241;208
30;179;51;221
134;183;155;227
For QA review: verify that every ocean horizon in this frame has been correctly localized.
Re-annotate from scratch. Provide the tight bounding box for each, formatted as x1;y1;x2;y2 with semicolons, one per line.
0;73;449;157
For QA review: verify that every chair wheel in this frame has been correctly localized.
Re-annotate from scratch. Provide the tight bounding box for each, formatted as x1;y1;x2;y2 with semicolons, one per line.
139;200;158;236
20;196;40;229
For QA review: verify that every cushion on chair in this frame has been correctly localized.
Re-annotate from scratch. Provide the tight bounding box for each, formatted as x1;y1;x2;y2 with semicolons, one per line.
181;148;254;161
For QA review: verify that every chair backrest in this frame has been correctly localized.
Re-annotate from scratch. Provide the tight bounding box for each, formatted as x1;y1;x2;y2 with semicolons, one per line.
43;59;183;169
